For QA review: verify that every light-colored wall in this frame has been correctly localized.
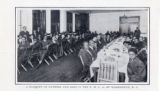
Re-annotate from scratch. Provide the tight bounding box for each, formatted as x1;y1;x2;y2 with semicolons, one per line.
16;8;33;34
16;9;149;35
16;8;69;35
89;10;149;34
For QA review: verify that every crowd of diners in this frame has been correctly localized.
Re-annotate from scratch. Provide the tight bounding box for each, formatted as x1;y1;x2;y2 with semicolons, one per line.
18;26;147;82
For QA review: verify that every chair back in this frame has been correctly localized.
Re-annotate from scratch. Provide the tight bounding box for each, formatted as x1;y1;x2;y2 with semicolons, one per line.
97;56;119;82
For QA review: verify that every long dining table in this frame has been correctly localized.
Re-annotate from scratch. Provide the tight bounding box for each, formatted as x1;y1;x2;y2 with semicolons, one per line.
90;36;129;82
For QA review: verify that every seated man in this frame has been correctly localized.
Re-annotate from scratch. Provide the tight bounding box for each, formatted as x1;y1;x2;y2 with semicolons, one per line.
18;37;30;63
62;35;68;55
58;34;64;56
137;44;147;65
96;35;103;51
34;36;49;64
70;35;76;51
101;34;107;46
19;26;30;38
66;34;73;53
28;34;36;46
127;48;146;82
137;44;147;82
92;37;98;52
18;36;35;69
18;37;30;50
29;38;42;52
33;30;38;40
50;36;59;58
88;40;97;61
106;34;111;43
41;35;50;49
78;41;93;81
123;41;132;50
74;35;80;51
125;36;132;42
132;38;142;50
37;27;44;40
138;37;146;49
18;35;23;45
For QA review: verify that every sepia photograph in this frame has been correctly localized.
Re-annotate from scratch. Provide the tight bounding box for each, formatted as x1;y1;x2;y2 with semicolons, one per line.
15;7;149;84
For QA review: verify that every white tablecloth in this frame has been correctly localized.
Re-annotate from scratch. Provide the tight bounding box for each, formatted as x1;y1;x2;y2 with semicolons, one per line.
90;37;129;82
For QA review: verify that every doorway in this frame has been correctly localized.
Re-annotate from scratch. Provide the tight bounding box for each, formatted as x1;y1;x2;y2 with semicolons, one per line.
32;10;46;34
119;16;140;34
51;10;60;35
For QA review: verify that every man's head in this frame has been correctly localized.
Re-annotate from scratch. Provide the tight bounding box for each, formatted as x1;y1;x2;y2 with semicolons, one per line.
102;34;106;39
38;35;42;40
33;30;37;34
83;41;89;50
106;34;110;39
18;35;22;39
33;38;37;42
55;34;59;39
97;35;101;40
21;37;26;44
37;27;40;32
89;40;94;47
136;27;139;30
126;36;131;41
123;41;129;47
67;34;70;39
123;41;132;49
43;36;47;41
52;36;56;43
61;34;65;39
128;48;137;59
93;37;97;42
23;35;27;39
139;37;143;42
30;34;33;39
134;38;139;44
75;35;79;39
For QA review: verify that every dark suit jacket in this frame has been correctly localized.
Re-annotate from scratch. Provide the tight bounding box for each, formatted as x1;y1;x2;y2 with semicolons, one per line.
79;48;92;67
97;40;103;51
89;47;97;60
101;38;107;46
134;29;141;39
127;57;146;82
19;31;29;37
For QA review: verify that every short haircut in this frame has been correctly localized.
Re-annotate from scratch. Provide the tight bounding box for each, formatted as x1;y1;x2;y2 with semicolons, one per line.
123;41;130;45
128;48;137;54
82;41;88;46
89;40;93;43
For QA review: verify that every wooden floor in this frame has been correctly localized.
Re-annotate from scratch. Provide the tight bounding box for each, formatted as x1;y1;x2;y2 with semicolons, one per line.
18;53;83;82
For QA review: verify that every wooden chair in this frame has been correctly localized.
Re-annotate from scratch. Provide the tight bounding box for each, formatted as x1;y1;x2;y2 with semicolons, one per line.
79;55;92;82
18;48;31;72
97;57;119;82
18;44;48;72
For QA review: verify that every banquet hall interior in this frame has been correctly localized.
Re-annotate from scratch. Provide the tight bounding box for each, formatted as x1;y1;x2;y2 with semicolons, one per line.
16;8;149;83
